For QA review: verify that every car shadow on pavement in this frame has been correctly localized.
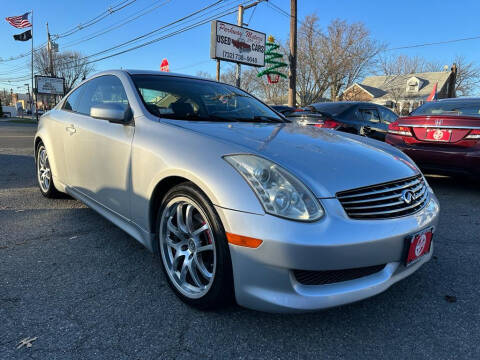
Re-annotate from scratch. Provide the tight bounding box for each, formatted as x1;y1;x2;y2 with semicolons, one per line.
425;173;479;192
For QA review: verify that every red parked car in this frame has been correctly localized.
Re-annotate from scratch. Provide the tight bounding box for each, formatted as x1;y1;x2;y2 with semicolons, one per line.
386;98;480;177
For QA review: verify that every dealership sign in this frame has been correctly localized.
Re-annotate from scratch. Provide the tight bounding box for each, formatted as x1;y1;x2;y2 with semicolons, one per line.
210;21;266;67
35;76;65;95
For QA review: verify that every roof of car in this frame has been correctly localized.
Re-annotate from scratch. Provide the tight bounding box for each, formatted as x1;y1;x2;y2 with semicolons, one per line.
310;101;380;107
437;97;480;102
89;69;210;81
126;69;207;80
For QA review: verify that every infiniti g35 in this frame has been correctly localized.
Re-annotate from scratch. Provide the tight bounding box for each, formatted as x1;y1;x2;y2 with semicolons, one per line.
34;70;440;312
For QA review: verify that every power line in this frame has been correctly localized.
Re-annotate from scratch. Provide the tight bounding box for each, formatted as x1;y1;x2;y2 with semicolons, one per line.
1;0;261;84
0;0;244;83
54;0;137;39
385;35;480;51
51;0;240;68
0;0;136;64
268;0;480;53
172;60;211;72
77;1;249;67
60;0;171;49
79;0;225;60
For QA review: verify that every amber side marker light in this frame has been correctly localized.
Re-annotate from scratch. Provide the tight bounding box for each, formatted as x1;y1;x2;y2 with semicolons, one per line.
226;233;263;248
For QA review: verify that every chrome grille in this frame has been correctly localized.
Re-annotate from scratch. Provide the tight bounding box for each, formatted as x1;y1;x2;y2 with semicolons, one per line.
337;175;429;219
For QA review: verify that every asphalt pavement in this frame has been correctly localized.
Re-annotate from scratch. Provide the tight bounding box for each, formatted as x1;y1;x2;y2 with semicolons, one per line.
1;121;479;359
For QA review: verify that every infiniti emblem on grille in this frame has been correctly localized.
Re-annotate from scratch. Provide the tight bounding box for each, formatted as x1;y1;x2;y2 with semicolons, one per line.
400;190;415;204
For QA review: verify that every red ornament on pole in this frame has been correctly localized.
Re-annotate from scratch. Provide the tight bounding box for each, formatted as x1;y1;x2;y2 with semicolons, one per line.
160;58;169;72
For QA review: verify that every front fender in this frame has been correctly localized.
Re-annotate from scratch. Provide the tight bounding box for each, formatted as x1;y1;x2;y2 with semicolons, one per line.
130;116;265;233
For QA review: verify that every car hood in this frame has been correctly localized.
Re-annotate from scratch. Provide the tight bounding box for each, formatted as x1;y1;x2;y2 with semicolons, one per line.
167;121;419;198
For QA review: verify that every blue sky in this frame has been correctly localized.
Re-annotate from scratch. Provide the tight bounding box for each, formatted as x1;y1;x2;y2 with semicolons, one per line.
1;0;480;92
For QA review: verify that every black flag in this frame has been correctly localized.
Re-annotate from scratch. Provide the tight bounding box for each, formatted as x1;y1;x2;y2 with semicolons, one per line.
13;29;32;41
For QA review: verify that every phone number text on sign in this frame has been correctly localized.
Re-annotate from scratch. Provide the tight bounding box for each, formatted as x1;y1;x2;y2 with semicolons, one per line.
210;20;266;67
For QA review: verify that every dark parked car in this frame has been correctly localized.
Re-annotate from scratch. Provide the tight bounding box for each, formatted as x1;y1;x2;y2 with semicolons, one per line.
288;102;398;141
386;98;480;177
270;105;297;116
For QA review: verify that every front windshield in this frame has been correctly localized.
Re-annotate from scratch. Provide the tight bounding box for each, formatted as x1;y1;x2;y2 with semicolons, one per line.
131;74;285;123
411;100;480;117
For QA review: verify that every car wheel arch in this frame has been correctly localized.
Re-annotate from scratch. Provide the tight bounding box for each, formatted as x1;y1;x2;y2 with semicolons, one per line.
34;136;57;173
149;175;190;236
34;136;43;159
147;172;226;231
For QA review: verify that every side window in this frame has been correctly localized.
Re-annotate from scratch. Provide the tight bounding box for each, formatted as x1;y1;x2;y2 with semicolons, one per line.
359;108;380;123
77;75;128;116
378;107;398;124
62;86;84;112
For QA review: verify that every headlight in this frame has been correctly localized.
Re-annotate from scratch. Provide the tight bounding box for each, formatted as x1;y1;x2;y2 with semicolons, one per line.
224;155;324;221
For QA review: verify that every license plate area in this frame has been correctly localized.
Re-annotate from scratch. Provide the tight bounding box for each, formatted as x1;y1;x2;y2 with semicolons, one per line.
404;227;433;267
424;128;452;142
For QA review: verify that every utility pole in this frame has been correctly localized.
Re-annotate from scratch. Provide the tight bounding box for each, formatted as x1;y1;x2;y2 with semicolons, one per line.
235;1;262;88
288;0;297;107
46;22;54;76
31;10;35;121
235;5;244;88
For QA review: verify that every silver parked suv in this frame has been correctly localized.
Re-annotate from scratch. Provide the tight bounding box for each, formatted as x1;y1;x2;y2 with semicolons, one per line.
34;70;439;312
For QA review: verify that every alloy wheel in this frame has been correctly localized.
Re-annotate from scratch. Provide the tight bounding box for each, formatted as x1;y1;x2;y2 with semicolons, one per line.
37;146;51;193
159;197;216;299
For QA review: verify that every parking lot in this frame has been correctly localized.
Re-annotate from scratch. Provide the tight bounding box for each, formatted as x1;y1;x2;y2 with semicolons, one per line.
1;121;479;359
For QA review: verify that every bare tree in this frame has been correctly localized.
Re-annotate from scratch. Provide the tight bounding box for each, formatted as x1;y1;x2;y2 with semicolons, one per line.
321;19;384;101
377;54;429;75
217;65;259;94
34;48;94;93
452;56;480;96
195;71;214;80
378;54;480;96
254;69;288;104
294;15;330;105
292;15;383;104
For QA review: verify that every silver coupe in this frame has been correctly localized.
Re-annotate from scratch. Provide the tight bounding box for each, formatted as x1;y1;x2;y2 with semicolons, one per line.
34;70;440;312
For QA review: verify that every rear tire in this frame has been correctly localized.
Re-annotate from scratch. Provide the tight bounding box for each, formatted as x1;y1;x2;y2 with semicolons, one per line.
156;182;234;310
36;142;61;198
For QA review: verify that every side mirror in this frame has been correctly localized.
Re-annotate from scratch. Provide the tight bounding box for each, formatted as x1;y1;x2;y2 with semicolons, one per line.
90;103;132;124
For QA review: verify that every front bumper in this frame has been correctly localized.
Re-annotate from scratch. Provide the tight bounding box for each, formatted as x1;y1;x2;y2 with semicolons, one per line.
215;193;440;313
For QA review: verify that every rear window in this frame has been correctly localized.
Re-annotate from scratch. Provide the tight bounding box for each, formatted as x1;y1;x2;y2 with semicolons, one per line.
412;100;480;117
309;103;352;116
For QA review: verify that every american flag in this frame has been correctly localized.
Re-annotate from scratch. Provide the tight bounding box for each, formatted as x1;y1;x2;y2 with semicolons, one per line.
5;12;32;29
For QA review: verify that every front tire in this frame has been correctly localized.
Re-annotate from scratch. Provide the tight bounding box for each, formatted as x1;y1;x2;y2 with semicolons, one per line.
156;182;234;309
36;143;61;198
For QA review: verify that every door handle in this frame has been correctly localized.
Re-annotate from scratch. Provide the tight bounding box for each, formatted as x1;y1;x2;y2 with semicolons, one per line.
66;124;76;135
